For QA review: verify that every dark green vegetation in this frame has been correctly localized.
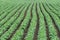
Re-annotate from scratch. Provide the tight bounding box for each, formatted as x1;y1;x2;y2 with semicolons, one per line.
0;0;60;40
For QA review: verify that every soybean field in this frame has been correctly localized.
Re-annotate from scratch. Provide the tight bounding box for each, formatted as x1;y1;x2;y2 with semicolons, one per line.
0;0;60;40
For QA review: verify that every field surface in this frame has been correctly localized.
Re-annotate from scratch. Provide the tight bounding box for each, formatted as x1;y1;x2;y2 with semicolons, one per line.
0;0;60;40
